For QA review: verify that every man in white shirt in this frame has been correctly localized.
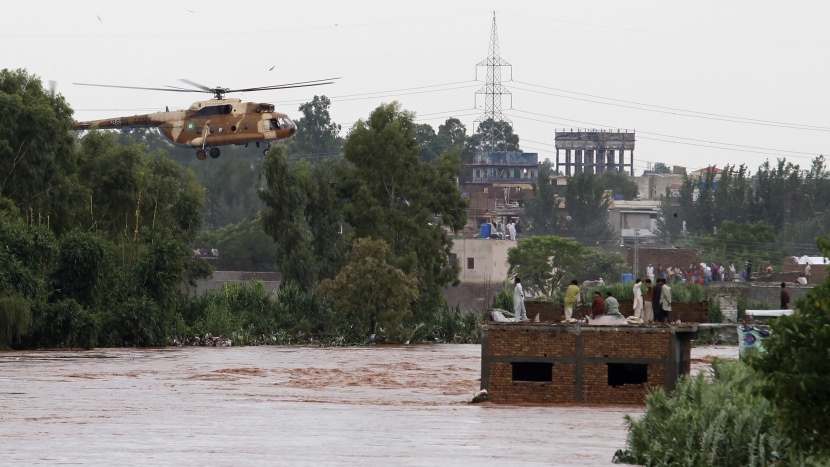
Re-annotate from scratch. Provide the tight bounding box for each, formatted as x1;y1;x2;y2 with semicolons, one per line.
513;277;528;322
632;278;643;319
646;264;654;282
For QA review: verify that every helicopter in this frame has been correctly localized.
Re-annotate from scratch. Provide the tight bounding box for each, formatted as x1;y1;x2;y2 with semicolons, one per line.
71;78;337;159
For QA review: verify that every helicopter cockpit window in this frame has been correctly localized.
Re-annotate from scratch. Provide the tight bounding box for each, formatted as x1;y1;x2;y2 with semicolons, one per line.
266;119;278;131
190;104;233;119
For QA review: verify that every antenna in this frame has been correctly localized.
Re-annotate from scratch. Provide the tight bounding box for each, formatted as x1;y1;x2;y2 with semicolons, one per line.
475;12;512;152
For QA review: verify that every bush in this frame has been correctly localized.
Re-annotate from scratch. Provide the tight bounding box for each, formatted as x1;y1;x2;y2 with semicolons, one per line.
0;295;31;349
614;360;795;466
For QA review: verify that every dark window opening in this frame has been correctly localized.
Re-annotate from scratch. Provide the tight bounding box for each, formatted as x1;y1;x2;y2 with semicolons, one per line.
449;253;458;266
467;257;474;269
512;362;552;382
607;363;648;387
190;104;233;119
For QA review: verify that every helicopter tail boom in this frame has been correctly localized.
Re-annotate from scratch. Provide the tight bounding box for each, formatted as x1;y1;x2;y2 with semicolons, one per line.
72;113;166;130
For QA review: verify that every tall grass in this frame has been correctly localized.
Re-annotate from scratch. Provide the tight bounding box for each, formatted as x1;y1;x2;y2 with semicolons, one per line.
613;360;821;466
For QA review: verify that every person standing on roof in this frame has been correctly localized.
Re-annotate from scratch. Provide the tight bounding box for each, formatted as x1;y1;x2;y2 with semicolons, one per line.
632;278;643;319
513;276;529;322
563;279;581;320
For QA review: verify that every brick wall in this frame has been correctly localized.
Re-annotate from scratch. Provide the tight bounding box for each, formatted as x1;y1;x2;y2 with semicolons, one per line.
749;284;813;309
481;324;696;405
523;299;709;323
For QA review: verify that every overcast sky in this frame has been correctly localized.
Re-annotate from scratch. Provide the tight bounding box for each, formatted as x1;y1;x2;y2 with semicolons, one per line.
4;1;829;175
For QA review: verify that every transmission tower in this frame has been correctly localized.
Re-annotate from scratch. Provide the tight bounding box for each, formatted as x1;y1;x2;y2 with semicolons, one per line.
475;12;512;152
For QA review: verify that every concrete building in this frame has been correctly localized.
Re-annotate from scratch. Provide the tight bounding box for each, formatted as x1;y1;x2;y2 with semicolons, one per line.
554;130;635;176
607;199;660;241
635;173;685;200
463;151;541;234
481;323;698;404
451;237;512;283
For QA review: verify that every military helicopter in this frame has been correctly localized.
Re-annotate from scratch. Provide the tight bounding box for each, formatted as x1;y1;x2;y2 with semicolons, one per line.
71;78;336;159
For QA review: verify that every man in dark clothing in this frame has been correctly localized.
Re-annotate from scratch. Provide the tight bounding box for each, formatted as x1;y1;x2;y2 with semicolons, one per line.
745;260;753;282
591;291;605;319
652;278;666;323
780;282;790;310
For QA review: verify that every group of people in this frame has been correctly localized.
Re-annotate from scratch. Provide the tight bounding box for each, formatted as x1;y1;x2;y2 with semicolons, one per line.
644;261;773;285
495;220;521;241
631;278;672;322
511;276;673;323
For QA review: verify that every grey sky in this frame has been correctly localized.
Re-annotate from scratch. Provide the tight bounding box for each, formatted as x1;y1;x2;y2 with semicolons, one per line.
4;1;828;174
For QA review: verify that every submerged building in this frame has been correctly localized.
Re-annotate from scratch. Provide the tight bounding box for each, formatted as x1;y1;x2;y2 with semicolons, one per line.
480;323;697;404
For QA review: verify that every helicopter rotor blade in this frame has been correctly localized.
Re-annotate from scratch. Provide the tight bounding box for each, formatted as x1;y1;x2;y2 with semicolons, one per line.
74;82;201;93
230;77;340;93
178;79;213;92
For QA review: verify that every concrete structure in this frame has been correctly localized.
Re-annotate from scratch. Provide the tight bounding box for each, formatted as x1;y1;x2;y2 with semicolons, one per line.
184;271;282;295
463;151;540;233
554;130;635;176
451;237;512;283
635;173;685;200
607;199;660;240
481;323;698;404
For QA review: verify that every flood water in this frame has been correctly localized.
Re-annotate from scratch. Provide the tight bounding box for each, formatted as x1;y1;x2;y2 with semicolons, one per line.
0;344;737;466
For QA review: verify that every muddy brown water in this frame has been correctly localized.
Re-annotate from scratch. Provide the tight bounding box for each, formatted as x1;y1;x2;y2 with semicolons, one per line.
0;344;736;465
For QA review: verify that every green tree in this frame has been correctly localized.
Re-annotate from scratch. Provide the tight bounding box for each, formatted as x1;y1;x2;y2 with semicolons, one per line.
466;118;520;154
285;95;343;159
259;147;316;288
339;102;467;315
570;248;628;284
687;220;785;268
651;162;671;174
0;68;79;231
259;147;347;289
438;117;467;147
195;217;278;271
563;172;616;244
599;170;638;200
749;239;830;458
506;236;584;296
524;160;561;236
317;237;418;341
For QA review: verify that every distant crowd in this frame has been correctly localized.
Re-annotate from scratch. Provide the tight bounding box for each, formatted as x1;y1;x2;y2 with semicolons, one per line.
643;260;811;285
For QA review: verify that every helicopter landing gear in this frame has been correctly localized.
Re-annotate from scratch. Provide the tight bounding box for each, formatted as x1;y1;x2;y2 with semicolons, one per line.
262;142;271;156
209;147;221;158
196;148;207;160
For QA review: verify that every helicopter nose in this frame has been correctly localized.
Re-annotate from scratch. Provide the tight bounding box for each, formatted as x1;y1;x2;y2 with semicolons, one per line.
289;125;297;136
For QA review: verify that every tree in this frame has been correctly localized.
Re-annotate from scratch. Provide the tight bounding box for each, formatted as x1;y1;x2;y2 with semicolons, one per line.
652;162;671;174
438;117;467;148
339;102;467;316
524;160;561;236
562;172;616;244
284;95;343;158
465;118;520;154
570;248;628;283
258;147;317;289
749;237;830;457
0;68;78;228
688;220;785;268
599;170;638;200
317;237;418;341
259;146;347;289
413;123;442;163
506;236;584;296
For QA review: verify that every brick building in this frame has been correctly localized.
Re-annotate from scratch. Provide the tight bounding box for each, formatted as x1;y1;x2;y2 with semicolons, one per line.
481;323;698;404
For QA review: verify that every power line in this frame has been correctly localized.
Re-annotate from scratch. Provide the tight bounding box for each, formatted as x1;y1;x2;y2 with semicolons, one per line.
506;109;824;161
509;82;830;132
514;81;830;131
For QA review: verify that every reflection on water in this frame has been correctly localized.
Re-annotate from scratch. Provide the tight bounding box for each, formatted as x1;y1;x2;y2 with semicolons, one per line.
0;345;656;465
